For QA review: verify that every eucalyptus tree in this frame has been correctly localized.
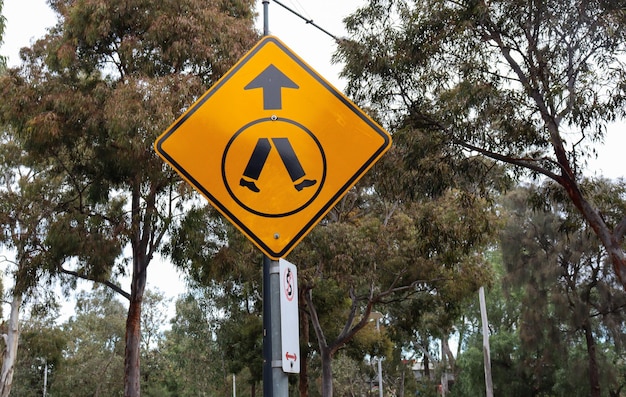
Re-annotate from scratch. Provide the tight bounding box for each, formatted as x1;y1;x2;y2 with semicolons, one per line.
0;0;5;71
0;129;63;397
452;250;536;397
50;289;127;397
0;0;258;395
166;183;497;397
167;208;266;395
500;183;626;397
337;0;626;289
452;183;626;397
285;181;496;396
7;306;65;397
156;294;235;397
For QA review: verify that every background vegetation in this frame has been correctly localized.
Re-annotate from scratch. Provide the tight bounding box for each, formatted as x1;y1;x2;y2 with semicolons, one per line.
1;0;625;396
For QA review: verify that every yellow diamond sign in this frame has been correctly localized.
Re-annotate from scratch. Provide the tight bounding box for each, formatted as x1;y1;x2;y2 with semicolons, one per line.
155;36;392;259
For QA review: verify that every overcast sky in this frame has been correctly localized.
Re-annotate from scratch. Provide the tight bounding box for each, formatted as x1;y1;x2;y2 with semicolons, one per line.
1;0;358;86
0;0;365;303
3;0;621;177
1;0;624;309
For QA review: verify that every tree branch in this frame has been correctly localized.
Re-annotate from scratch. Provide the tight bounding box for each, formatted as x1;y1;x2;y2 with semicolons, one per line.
452;138;564;182
306;288;328;350
336;287;360;343
58;265;131;301
614;216;626;243
416;342;438;364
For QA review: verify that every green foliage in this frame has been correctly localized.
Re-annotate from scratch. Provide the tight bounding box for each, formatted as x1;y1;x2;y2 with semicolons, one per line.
140;289;170;352
0;128;69;298
156;294;234;396
454;329;534;397
338;0;626;291
347;319;393;361
166;205;265;392
166;205;235;282
45;210;124;280
285;177;497;393
0;0;5;72
216;310;263;381
0;0;258;393
0;0;260;283
45;289;126;396
453;185;626;396
340;0;626;150
6;309;65;397
326;353;375;396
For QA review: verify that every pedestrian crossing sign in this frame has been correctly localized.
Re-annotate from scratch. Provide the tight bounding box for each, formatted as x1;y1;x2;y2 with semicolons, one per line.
154;35;392;259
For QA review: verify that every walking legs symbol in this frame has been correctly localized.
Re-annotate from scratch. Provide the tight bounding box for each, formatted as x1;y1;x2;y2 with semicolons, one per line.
240;138;317;193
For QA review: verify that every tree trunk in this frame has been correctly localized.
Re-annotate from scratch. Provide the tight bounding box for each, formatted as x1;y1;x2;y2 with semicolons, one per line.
299;308;310;397
320;347;333;397
123;256;148;397
606;242;626;291
0;292;22;397
582;318;601;397
423;351;430;380
441;336;455;373
122;180;159;396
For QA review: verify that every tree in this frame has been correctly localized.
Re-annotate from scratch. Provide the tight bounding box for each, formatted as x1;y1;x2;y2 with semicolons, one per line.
167;205;265;396
157;294;231;396
0;0;5;71
166;184;497;396
453;184;626;397
500;184;626;397
286;184;496;396
50;289;127;396
337;0;626;289
452;250;537;397
9;304;65;397
215;303;264;396
0;0;258;395
139;289;171;396
0;128;62;397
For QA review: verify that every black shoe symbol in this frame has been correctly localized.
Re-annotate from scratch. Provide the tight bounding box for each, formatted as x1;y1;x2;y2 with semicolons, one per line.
240;178;261;193
240;138;317;194
295;179;317;191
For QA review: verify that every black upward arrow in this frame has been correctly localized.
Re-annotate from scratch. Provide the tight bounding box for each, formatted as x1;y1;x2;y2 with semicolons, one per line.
244;64;299;110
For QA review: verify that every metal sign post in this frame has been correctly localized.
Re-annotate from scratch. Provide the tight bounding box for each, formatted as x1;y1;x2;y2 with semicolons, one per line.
261;3;289;396
263;256;289;396
154;2;391;395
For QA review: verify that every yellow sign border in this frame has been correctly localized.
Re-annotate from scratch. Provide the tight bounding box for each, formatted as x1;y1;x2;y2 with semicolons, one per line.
155;36;391;259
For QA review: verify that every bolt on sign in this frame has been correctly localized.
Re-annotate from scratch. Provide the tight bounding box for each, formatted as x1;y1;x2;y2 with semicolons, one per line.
155;35;392;259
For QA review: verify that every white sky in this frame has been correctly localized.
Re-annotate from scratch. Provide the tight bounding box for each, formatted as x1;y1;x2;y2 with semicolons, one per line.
0;0;357;85
0;0;365;311
1;0;624;312
1;0;621;179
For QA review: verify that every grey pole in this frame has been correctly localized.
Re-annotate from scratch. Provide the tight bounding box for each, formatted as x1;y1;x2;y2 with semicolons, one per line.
261;3;290;395
376;318;383;397
263;255;289;396
262;255;272;397
263;0;269;36
479;286;494;397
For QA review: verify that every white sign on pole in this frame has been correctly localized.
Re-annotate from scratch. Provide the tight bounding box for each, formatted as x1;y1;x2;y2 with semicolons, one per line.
279;258;300;373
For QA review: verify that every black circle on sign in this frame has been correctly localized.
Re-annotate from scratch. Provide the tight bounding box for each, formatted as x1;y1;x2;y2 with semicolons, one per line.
222;117;327;218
